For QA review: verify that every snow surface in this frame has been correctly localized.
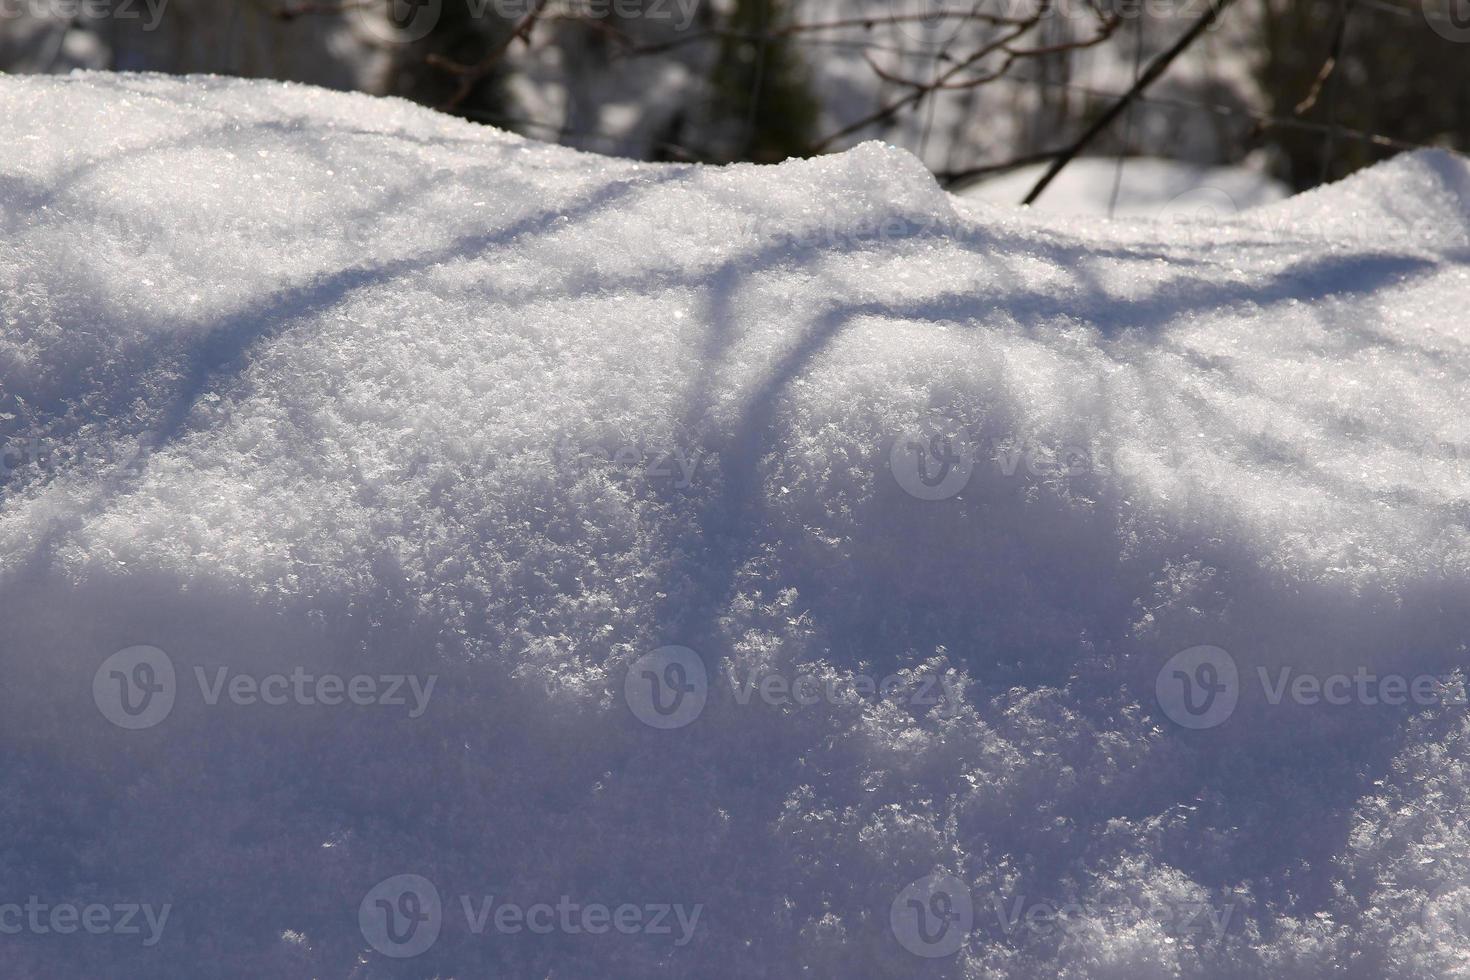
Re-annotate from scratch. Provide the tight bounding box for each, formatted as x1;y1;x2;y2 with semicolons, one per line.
2;72;1469;978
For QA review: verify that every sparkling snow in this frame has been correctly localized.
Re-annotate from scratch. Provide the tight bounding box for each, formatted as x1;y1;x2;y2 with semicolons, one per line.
1;72;1468;978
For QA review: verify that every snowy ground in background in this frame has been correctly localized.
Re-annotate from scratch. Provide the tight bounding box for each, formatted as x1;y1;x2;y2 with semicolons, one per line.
5;0;1265;172
1;72;1469;979
960;156;1289;219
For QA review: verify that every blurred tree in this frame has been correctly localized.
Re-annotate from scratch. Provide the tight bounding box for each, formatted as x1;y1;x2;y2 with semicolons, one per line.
699;0;821;163
387;0;515;122
1254;0;1470;190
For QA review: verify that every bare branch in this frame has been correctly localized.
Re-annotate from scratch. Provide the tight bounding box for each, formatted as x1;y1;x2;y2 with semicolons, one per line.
1294;0;1352;116
812;5;1121;151
428;0;551;111
1021;0;1239;206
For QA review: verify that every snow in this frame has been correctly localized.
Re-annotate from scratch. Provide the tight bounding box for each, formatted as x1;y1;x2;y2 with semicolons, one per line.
959;156;1289;219
1;72;1469;978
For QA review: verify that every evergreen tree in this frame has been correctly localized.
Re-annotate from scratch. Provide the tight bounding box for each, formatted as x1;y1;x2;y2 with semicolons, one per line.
701;0;821;163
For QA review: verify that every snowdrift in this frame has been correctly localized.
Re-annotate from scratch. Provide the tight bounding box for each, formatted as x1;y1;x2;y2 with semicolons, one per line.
1;72;1469;979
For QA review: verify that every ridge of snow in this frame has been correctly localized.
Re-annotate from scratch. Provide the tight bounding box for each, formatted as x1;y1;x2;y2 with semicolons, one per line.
2;72;1469;978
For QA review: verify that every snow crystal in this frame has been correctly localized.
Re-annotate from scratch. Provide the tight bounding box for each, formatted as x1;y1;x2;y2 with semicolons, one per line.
1;72;1468;978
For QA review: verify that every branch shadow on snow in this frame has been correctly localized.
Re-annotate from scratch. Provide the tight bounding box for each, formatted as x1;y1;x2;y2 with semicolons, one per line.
5;103;1470;976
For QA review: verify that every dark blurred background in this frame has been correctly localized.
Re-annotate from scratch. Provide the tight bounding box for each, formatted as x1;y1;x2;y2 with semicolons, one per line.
3;0;1468;200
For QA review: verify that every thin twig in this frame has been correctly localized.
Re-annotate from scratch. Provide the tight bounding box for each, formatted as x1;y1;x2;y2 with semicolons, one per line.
1294;0;1352;116
618;10;1032;59
1021;0;1238;206
936;71;1432;191
938;147;1072;188
813;4;1121;152
429;0;551;110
